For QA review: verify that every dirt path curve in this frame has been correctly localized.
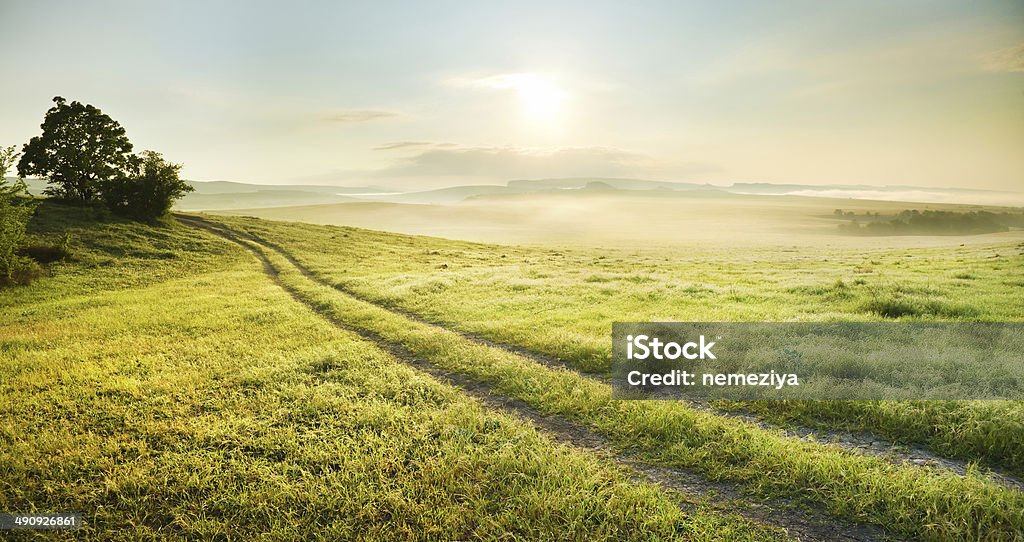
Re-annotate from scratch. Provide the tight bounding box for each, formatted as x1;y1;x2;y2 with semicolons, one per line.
177;213;904;542
176;214;1024;493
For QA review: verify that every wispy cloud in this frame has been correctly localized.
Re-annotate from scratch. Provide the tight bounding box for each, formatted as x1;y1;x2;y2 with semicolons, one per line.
323;109;400;123
338;144;717;189
692;30;1008;101
373;145;648;178
373;141;435;151
454;73;544;90
983;43;1024;73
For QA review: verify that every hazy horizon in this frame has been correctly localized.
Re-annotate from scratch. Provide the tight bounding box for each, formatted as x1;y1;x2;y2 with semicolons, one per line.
1;1;1022;191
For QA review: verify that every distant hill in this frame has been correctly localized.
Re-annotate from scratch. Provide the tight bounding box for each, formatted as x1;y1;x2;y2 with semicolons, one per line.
188;180;387;196
731;182;1011;195
507;177;709;191
177;190;360;211
208;188;1024;248
364;184;522;204
19;177;49;195
178;180;373;210
728;183;1024;206
11;177;372;210
357;179;720;205
482;178;1024;206
9;176;1023;209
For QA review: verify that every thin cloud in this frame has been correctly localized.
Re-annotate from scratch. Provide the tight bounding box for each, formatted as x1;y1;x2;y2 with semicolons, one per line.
373;141;435;151
447;72;563;92
323;109;399;123
376;145;648;178
463;73;535;90
983;43;1024;73
347;145;717;188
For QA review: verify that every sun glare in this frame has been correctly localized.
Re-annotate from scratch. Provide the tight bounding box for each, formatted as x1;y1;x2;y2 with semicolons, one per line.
479;73;567;126
511;74;566;122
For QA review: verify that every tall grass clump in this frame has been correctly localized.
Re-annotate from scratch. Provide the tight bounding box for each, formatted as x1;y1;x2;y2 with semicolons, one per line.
0;146;40;286
861;282;980;319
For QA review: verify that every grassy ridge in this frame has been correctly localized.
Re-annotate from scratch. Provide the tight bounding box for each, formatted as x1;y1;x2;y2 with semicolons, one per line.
215;216;1024;476
222;224;1024;541
1;204;788;541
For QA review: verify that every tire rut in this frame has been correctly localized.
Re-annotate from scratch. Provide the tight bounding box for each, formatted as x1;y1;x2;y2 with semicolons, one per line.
176;214;1024;492
177;214;899;542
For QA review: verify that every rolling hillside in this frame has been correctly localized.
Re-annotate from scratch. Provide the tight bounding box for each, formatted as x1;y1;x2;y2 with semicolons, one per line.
4;202;1023;540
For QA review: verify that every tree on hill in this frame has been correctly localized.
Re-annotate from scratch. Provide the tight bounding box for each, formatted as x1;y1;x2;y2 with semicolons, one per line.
0;146;40;285
101;151;194;220
17;96;135;203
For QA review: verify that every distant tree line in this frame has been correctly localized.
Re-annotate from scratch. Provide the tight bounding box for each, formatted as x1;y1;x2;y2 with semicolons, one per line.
837;209;1023;236
833;209;883;219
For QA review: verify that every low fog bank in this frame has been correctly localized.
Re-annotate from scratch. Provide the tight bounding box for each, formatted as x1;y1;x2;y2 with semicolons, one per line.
211;191;1024;249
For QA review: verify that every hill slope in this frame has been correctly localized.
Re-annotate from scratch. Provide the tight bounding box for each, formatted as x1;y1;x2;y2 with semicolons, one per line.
0;202;786;540
4;204;1024;540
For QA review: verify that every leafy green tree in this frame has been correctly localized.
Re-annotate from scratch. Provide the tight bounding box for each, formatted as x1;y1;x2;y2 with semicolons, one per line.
102;151;194;220
17;96;135;203
1;146;39;285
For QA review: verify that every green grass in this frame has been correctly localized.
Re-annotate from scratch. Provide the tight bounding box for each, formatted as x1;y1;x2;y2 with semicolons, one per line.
214;226;1024;541
1;203;789;541
6;201;1024;541
207;216;1024;478
207;213;1024;475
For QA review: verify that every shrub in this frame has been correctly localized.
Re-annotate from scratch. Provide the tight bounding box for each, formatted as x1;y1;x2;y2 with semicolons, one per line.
1;146;39;286
861;295;980;319
17;234;73;263
2;256;43;286
101;150;194;220
861;297;921;318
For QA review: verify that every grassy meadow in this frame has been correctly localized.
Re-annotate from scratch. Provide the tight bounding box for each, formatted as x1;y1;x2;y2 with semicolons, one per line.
207;195;1024;478
4;1;1022;540
3;194;1023;541
1;203;788;541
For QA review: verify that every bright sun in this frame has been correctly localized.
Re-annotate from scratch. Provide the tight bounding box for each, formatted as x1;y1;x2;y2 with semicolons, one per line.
479;73;567;125
509;74;566;122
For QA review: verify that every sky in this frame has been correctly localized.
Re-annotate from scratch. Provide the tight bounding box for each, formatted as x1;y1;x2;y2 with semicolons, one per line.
1;0;1022;190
